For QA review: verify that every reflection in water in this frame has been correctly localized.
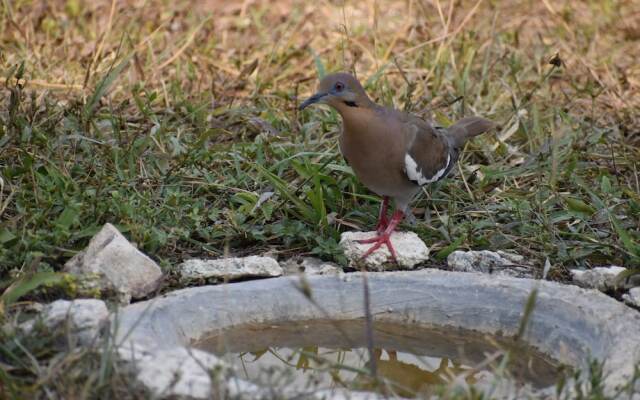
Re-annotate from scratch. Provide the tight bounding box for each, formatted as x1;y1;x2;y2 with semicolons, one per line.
359;349;479;397
237;347;480;398
195;320;561;398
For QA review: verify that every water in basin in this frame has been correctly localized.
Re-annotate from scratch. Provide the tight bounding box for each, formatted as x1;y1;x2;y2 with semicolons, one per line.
194;319;563;398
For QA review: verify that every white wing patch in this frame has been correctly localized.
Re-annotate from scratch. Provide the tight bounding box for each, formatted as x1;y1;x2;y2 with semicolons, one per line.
404;153;451;186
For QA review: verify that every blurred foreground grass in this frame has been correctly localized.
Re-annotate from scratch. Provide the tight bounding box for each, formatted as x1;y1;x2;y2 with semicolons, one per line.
1;0;639;276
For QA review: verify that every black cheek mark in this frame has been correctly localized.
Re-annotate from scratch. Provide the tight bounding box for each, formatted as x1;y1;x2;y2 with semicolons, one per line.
344;101;358;107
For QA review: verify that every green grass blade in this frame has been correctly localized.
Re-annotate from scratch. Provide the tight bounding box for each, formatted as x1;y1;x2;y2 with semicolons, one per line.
1;272;64;308
255;164;316;222
83;54;132;121
609;213;640;260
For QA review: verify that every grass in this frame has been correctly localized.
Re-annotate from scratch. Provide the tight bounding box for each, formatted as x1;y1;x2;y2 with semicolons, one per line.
0;311;148;398
1;0;640;397
1;0;639;276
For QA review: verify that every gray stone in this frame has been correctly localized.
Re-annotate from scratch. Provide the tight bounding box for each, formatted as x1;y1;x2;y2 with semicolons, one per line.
301;257;342;275
21;299;108;345
447;250;534;278
281;257;342;276
115;271;640;397
570;266;635;291
340;231;429;270
623;287;640;307
179;256;282;282
135;347;242;399
64;223;163;303
115;339;266;399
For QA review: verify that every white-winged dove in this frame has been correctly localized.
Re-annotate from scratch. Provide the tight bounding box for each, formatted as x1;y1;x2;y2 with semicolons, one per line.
299;72;494;263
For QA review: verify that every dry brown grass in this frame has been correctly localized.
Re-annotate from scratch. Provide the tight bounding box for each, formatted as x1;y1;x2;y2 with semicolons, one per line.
2;0;638;132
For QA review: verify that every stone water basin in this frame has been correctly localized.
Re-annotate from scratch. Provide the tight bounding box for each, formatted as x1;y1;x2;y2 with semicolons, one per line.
115;270;640;398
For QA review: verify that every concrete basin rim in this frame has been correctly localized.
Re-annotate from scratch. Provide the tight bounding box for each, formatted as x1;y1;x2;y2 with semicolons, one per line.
114;269;640;392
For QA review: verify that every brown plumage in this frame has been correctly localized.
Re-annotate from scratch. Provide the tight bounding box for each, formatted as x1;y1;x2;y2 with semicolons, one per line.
299;72;494;263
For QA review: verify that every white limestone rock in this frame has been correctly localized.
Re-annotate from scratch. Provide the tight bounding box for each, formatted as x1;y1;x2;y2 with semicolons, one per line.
623;287;640;308
179;256;283;282
570;266;638;291
132;346;262;399
447;250;534;278
20;299;108;345
281;257;342;276
64;223;163;303
134;347;220;398
340;231;429;271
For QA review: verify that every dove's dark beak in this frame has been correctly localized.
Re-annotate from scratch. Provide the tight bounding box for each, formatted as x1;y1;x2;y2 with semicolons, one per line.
298;92;328;110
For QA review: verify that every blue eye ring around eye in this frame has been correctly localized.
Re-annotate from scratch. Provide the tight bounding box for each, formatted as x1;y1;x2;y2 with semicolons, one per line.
335;82;344;91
